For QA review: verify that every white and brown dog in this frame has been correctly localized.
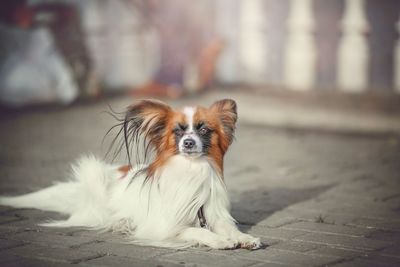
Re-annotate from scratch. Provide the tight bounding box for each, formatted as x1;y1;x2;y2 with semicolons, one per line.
0;99;261;250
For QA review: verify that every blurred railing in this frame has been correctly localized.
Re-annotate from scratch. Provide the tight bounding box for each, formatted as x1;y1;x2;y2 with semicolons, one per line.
2;0;399;107
217;0;400;93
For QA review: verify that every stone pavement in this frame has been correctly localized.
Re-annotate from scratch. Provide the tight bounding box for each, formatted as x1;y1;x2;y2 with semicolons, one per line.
0;92;399;266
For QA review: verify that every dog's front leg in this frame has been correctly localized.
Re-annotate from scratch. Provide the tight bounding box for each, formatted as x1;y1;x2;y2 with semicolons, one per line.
177;227;238;249
212;220;261;250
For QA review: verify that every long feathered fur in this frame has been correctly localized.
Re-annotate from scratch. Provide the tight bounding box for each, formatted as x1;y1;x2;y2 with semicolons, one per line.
0;99;261;249
0;154;232;248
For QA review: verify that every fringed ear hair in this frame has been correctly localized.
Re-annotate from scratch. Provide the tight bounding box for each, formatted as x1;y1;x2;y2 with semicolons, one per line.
105;99;171;165
210;99;238;147
124;99;171;164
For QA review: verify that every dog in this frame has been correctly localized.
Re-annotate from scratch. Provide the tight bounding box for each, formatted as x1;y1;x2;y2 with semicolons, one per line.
0;99;261;250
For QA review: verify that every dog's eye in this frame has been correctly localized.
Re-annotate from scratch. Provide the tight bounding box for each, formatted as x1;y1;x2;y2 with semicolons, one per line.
178;123;187;131
174;129;184;137
199;127;209;135
196;122;204;130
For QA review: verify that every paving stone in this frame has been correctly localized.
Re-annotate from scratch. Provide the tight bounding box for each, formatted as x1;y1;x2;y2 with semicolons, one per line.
232;210;268;226
347;218;400;231
264;208;358;226
257;215;302;228
0;243;106;264
0;225;23;238
289;200;400;220
78;240;176;259
4;230;99;248
159;250;260;267
0;208;63;219
0;252;89;267
380;244;400;257
317;193;381;206
282;221;373;237
246;225;309;240
358;253;400;266
0;238;26;250
318;190;377;206
61;229;127;243
332;258;399;267
0;216;23;225
384;195;400;210
267;240;319;252
0;206;16;214
187;246;240;256
327;205;400;219
0;220;80;236
237;248;343;266
293;232;392;250
366;229;400;242
250;262;293;267
364;187;400;202
307;246;365;259
83;255;184;267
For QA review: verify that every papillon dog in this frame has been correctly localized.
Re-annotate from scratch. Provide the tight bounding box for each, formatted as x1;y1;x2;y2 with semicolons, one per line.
0;99;261;250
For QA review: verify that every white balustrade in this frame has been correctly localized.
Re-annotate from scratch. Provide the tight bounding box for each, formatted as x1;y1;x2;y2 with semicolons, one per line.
215;0;239;84
238;0;268;83
283;0;316;91
395;13;400;93
337;0;369;92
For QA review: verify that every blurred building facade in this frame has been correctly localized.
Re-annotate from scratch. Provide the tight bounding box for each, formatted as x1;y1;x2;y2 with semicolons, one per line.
1;0;400;107
217;0;400;93
79;0;400;93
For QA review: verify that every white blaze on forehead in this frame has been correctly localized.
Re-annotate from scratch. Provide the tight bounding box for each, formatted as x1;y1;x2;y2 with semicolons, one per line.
182;107;196;132
179;106;202;154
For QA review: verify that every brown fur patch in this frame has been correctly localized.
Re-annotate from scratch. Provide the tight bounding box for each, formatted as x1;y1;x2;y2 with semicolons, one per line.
118;165;132;174
124;99;237;180
193;106;225;174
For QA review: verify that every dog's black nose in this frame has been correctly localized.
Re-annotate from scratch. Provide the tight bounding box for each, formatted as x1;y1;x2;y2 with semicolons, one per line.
183;138;195;149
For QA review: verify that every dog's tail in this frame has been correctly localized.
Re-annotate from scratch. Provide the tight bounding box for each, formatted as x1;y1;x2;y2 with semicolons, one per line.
0;155;115;228
0;182;77;214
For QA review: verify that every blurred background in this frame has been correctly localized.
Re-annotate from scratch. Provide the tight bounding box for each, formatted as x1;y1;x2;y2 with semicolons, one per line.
1;2;400;265
1;0;400;104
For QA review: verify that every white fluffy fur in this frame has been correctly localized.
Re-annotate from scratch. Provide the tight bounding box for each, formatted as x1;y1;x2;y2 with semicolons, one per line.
0;155;261;249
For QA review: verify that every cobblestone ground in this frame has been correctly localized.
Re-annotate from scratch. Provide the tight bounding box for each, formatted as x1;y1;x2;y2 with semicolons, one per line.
0;95;399;267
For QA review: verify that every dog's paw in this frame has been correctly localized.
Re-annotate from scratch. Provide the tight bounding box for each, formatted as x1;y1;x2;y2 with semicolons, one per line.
209;238;239;250
237;234;262;250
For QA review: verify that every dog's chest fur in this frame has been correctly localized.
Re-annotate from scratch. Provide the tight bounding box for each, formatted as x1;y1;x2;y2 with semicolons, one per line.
108;155;223;240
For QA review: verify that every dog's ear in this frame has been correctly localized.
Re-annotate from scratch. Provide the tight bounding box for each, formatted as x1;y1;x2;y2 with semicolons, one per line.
125;99;171;139
210;99;237;144
124;99;172;158
126;99;171;124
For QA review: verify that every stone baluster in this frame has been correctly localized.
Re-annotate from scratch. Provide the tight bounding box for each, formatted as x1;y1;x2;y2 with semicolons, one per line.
81;0;107;79
283;0;316;90
395;13;400;93
238;0;268;83
214;0;239;84
337;0;369;92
